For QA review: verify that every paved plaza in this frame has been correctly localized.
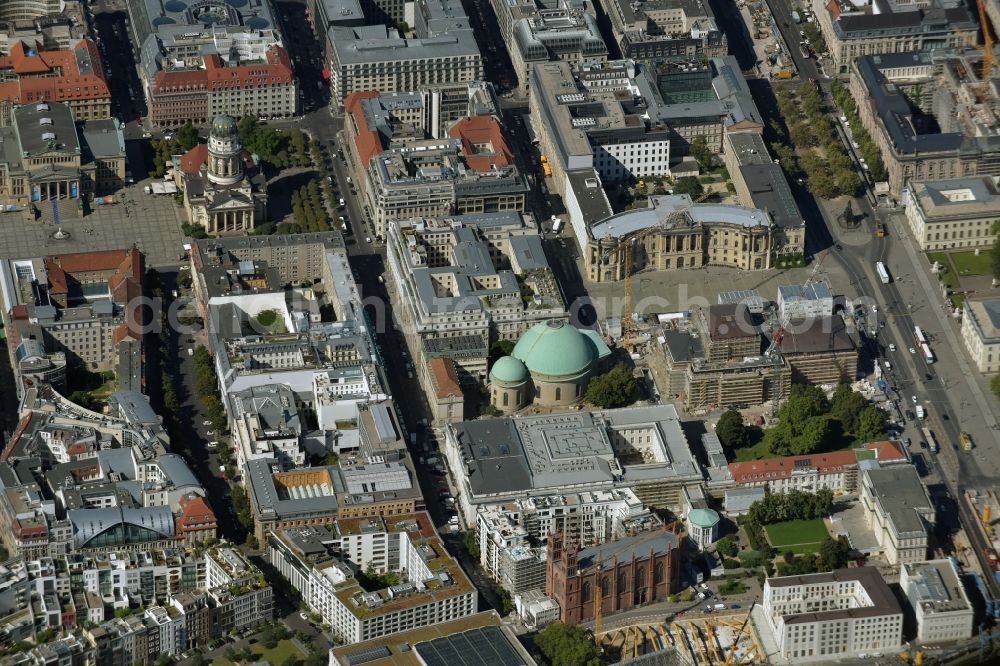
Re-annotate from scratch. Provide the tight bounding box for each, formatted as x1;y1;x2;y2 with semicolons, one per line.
0;183;187;268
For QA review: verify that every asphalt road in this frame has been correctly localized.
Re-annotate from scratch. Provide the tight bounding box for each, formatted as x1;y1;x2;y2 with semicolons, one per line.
741;0;1000;597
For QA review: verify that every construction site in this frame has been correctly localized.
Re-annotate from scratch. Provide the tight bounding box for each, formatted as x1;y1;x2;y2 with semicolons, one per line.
596;610;762;664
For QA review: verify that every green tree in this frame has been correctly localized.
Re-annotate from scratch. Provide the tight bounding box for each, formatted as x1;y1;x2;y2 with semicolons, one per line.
835;168;861;197
689;134;712;169
830;383;867;434
715;410;747;449
496;586;514;615
716;535;738;557
818;535;852;571
790;415;831;455
992;222;1000;282
856;405;885;442
488;339;516;370
672;176;704;198
535;623;601;666
175;122;200;152
585;363;637;408
464;530;480;560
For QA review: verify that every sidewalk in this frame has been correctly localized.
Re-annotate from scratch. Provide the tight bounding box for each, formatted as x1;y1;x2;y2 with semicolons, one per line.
888;214;1000;452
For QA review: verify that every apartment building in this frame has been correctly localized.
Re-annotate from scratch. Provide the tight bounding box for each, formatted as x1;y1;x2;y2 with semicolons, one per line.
476;489;658;593
961;297;1000;373
860;466;935;565
0;39;111;125
326;26;481;106
0;249;145;388
229;384;305;470
344;96;528;238
605;0;726;66
203;546;273;634
267;513;477;644
126;0;296;125
900;559;974;643
814;0;976;74
851;52;1000;196
386;212;563;373
489;0;607;94
904;177;1000;251
763;568;904;660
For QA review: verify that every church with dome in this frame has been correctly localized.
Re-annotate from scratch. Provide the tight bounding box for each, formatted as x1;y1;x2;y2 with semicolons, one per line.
178;115;267;235
489;319;612;413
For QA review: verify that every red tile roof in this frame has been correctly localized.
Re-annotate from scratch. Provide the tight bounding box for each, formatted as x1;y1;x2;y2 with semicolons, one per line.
151;45;293;95
448;116;513;172
180;144;208;175
729;450;857;484
429;357;463;399
176;495;218;534
0;39;110;106
860;439;907;461
345;91;384;167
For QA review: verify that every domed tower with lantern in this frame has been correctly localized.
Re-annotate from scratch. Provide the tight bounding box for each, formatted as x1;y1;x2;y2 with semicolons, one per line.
179;114;268;235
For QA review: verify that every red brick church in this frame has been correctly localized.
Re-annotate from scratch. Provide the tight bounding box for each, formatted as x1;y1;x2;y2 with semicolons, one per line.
546;529;680;624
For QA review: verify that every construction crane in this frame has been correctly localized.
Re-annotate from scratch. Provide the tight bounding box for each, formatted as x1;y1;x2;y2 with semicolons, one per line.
978;0;996;81
723;598;758;666
600;191;712;350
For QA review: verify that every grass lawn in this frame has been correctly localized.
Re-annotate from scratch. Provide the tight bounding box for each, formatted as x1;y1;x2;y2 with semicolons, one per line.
734;438;771;462
950;249;994;276
765;519;829;554
927;252;960;289
213;639;307;666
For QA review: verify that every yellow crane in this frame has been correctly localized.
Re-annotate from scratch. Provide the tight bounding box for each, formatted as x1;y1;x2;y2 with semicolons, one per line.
979;0;996;81
705;618;724;664
600;191;712;349
723;598;758;666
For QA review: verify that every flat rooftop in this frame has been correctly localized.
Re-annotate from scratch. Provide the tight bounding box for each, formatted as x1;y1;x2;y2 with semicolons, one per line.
864;465;933;535
903;559;971;615
450;404;698;497
330;612;536;666
965;297;1000;343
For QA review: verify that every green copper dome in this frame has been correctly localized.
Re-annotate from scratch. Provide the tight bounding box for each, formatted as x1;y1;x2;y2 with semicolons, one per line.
211;114;237;138
490;355;528;384
512;319;597;378
688;508;720;528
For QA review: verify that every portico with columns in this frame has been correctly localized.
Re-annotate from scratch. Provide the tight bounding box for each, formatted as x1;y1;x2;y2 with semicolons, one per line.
181;114;267;236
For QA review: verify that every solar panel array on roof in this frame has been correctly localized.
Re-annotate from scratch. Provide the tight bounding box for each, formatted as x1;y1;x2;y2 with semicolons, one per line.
343;645;391;665
415;626;527;666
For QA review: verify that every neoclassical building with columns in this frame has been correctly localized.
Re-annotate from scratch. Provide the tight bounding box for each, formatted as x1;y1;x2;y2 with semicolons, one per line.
179;114;267;235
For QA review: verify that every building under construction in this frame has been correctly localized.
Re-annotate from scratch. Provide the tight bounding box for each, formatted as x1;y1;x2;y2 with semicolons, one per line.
659;305;790;412
774;316;860;386
598;609;762;665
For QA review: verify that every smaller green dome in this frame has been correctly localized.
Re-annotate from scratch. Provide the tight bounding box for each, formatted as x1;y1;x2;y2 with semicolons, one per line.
688;508;720;528
490;355;528;384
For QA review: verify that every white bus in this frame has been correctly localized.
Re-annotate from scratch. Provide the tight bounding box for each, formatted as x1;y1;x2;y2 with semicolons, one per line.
920;342;935;364
921;427;939;454
875;261;890;284
914;326;927;346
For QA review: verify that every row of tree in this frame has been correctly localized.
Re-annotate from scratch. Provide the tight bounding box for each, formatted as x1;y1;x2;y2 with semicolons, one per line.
772;83;861;199
829;80;889;182
747;488;834;526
